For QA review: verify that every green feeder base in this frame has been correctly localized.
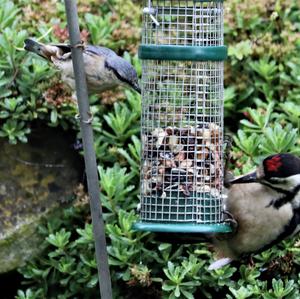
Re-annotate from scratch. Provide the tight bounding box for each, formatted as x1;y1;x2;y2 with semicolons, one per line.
133;222;231;233
133;222;232;244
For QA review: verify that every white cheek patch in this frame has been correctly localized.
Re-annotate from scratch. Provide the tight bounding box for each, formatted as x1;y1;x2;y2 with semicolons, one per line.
266;174;300;191
288;174;300;188
292;193;300;209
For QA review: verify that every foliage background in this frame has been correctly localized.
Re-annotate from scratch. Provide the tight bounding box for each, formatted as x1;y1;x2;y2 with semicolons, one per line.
0;0;300;298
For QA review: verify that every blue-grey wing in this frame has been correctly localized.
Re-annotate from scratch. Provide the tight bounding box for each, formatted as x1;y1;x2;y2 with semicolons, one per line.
85;45;138;89
105;54;138;86
85;45;117;58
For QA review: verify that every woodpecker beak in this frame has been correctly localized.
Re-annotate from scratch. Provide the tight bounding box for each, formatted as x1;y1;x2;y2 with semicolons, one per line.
229;171;257;185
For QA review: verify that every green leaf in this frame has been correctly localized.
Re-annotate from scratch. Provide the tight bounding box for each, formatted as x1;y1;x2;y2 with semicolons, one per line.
228;40;253;60
50;109;58;123
46;229;71;249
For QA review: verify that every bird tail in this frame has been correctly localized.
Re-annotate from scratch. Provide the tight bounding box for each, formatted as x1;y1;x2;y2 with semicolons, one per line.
24;38;60;61
208;257;233;270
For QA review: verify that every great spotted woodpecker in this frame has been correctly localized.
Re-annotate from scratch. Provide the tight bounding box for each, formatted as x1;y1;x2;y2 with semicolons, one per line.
209;153;300;270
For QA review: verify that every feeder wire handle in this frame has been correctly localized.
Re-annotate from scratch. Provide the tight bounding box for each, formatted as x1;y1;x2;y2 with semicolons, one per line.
143;0;160;27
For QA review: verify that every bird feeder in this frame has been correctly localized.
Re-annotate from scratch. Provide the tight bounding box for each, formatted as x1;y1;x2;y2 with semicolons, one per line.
134;0;231;235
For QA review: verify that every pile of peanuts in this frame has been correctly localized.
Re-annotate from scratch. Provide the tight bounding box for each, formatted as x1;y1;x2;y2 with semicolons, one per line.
142;123;222;198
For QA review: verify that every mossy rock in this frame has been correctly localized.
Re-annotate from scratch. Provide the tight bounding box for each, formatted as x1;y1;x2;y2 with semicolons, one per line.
0;127;82;273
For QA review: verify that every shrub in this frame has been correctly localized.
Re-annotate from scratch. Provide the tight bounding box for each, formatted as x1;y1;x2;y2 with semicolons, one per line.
0;0;299;298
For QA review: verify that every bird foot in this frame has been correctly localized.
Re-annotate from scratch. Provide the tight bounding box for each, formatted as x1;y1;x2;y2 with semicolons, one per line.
70;40;85;49
215;211;237;241
223;210;238;234
75;112;93;124
224;134;233;148
248;256;255;267
224;171;235;188
223;134;233;186
83;112;93;124
223;135;233;162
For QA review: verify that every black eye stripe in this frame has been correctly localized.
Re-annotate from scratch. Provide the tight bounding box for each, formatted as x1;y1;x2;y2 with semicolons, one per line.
262;182;300;209
267;178;287;184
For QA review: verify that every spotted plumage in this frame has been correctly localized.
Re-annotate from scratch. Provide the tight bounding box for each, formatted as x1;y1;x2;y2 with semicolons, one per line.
209;153;300;270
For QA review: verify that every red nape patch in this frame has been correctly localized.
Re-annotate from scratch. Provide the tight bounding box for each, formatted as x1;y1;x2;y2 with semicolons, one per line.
266;155;282;172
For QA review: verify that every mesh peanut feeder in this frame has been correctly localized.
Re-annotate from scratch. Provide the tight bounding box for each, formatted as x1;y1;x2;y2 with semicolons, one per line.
134;0;231;235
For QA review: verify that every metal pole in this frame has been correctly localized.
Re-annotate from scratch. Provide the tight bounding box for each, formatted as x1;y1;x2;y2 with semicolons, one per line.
64;1;113;298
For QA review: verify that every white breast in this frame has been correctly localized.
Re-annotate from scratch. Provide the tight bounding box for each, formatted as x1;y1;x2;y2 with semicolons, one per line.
214;183;294;259
52;52;121;94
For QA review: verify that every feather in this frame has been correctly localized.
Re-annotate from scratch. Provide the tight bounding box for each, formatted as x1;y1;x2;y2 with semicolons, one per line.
208;258;233;270
24;38;141;94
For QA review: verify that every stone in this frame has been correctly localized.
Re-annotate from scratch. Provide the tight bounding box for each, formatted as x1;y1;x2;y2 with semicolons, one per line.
0;126;82;273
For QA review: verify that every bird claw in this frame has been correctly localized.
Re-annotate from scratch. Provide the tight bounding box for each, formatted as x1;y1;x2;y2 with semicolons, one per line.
83;112;93;124
247;256;255;268
224;134;233;149
223;210;238;234
215;212;237;241
70;40;85;49
223;134;233;186
224;171;235;188
75;112;93;124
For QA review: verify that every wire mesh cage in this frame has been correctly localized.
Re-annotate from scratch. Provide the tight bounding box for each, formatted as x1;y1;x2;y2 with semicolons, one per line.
134;0;230;234
142;0;223;46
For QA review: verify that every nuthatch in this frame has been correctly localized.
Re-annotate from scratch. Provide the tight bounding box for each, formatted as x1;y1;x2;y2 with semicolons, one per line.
24;38;141;94
209;153;300;270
